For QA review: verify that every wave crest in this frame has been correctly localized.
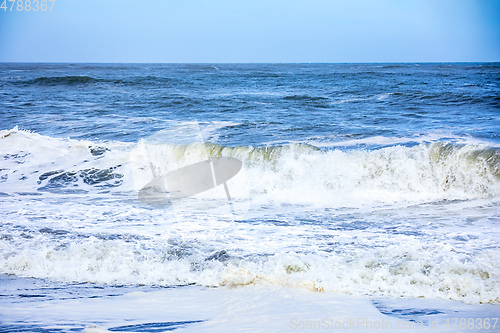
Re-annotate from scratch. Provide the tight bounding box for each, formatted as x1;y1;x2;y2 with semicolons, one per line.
1;128;498;204
131;139;500;205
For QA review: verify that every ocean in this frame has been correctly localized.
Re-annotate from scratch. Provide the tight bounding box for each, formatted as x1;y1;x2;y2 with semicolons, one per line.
0;63;499;332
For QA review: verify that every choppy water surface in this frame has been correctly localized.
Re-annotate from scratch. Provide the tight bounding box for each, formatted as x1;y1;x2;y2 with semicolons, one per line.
0;63;499;332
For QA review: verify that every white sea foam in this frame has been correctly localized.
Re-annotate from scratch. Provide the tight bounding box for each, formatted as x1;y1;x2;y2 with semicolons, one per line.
1;126;498;210
1;273;499;332
0;211;500;304
129;136;499;207
2;127;498;204
5;280;496;333
1;127;499;304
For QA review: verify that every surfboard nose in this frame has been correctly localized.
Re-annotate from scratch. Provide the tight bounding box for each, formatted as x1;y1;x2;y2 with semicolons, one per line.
212;157;242;186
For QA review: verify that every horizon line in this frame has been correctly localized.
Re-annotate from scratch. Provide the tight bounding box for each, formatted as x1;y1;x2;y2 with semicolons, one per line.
1;61;499;65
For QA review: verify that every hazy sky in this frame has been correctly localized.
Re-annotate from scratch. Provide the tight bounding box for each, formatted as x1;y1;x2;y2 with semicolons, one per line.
0;0;499;63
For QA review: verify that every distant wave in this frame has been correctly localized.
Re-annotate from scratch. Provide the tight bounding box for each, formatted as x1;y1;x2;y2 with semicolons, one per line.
381;64;405;69
283;94;329;102
13;75;174;87
29;75;97;85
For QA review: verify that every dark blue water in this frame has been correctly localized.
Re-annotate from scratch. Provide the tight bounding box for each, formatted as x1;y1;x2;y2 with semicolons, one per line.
1;63;498;147
1;63;500;332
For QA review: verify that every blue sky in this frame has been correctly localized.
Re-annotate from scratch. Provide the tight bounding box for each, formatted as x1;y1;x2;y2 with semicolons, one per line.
0;0;499;63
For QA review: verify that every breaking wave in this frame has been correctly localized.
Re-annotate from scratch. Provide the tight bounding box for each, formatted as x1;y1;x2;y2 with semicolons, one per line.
1;127;498;205
1;128;499;304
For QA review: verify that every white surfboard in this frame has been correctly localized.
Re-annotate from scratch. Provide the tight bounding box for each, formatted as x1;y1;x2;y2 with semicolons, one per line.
138;157;242;205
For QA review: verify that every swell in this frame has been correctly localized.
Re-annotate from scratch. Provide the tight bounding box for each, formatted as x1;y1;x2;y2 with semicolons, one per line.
11;75;174;87
28;75;97;85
